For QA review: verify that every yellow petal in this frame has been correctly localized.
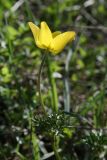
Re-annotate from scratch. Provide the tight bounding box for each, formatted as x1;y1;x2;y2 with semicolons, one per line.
52;31;61;38
28;22;46;49
39;21;52;48
50;31;76;54
28;22;40;41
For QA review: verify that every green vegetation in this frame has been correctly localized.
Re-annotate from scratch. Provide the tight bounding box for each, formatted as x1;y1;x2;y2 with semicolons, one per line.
0;0;107;159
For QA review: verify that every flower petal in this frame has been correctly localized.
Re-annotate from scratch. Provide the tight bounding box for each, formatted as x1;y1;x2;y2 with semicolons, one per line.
50;31;76;54
28;22;46;49
39;21;52;48
28;22;40;41
52;31;61;38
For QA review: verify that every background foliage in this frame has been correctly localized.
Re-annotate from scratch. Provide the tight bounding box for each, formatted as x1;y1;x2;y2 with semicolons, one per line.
0;0;107;159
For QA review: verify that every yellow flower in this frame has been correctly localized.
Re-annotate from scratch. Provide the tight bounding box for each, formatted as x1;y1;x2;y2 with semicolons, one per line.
28;21;76;54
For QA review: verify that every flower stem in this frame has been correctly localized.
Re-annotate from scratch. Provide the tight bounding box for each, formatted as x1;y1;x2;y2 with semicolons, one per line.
52;135;61;160
46;55;58;112
28;108;40;160
38;53;47;114
46;55;60;159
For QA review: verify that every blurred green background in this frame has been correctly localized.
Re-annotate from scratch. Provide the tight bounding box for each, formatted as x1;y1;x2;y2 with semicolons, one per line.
0;0;107;159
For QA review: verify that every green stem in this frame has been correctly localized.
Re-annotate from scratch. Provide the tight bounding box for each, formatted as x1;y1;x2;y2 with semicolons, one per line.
52;135;61;160
46;55;60;159
28;109;40;160
38;54;47;114
46;55;58;112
